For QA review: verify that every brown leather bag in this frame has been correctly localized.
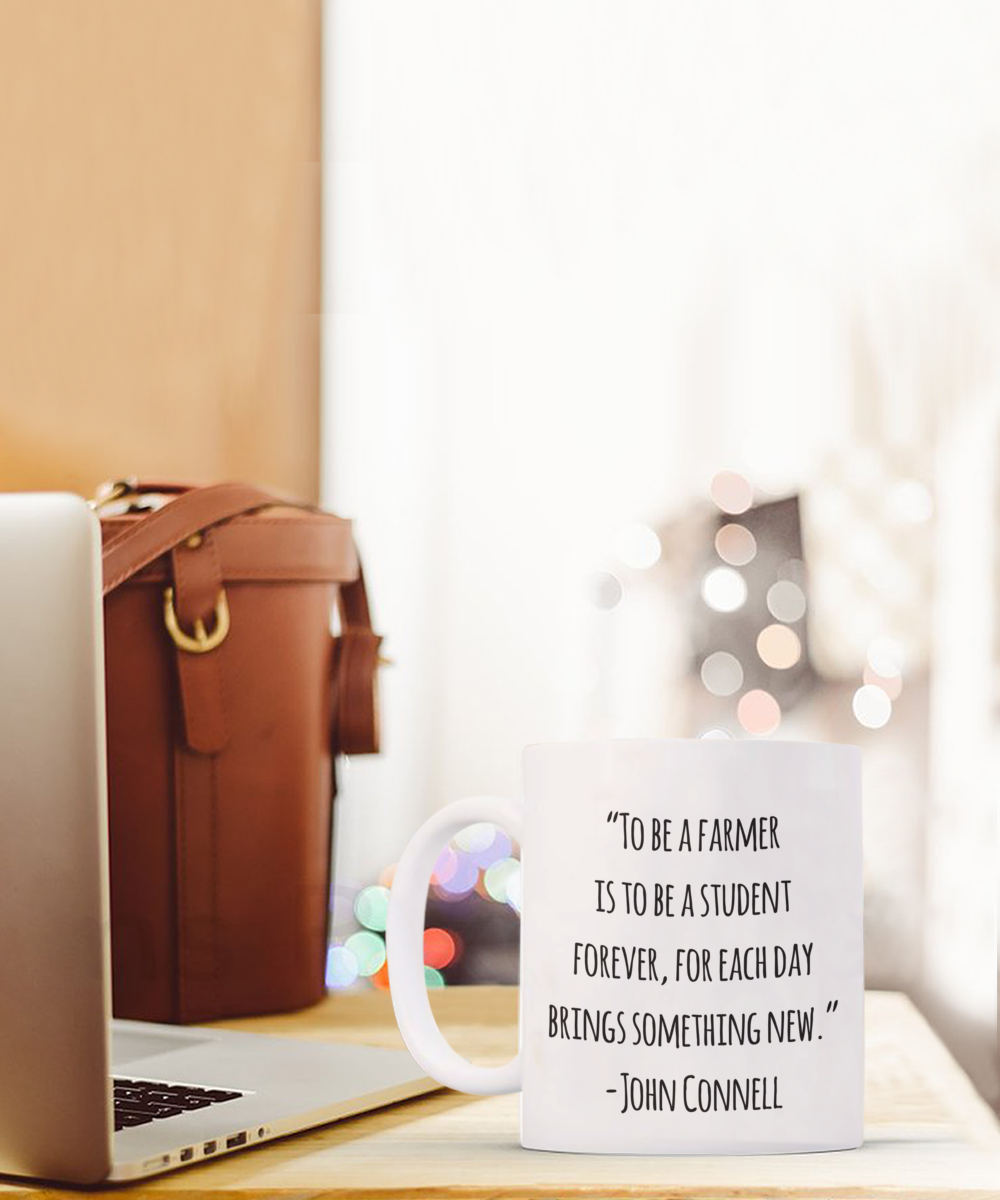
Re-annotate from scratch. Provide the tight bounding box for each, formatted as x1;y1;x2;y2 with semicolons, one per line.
97;480;381;1023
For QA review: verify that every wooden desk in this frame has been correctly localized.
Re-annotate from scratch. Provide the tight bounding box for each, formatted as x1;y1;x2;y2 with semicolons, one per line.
5;988;999;1198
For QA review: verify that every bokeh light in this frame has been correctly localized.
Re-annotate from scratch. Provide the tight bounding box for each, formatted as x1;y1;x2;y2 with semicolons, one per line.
468;827;513;870
709;470;753;515
484;857;521;905
354;884;390;932
700;650;744;696
737;689;782;735
701;566;748;613
715;523;757;566
423;927;457;970
431;845;459;886
700;728;732;740
455;823;496;853
586;571;623;610
853;684;892;729
614;523;662;570
866;636;904;678
345;930;387;977
756;624;802;669
326;944;359;989
436;853;479;897
424;966;446;989
371;962;390;991
766;580;807;623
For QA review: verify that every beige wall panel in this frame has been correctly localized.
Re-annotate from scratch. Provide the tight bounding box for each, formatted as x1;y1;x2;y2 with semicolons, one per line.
0;0;321;500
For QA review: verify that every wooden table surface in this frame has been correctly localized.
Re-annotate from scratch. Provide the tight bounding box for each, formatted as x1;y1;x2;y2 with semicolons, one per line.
5;987;999;1198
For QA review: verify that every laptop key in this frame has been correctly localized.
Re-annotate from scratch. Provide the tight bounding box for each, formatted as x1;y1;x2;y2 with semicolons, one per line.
114;1112;155;1129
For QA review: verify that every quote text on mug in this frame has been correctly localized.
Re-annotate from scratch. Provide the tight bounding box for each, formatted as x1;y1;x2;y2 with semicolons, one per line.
546;811;839;1116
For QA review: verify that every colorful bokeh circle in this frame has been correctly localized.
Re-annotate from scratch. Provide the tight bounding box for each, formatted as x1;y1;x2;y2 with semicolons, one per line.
326;944;359;989
354;884;390;932
423;927;457;969
345;930;387;977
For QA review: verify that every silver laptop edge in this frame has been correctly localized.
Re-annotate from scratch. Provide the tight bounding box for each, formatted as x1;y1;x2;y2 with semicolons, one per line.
0;494;433;1185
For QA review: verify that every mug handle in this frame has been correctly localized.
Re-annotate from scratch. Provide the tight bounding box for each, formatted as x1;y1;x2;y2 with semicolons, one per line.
386;795;524;1094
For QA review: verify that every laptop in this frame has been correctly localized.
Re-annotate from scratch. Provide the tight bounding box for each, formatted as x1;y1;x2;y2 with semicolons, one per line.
0;492;434;1184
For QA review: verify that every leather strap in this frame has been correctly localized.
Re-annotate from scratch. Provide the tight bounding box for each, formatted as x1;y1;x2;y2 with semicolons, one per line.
98;481;382;757
100;515;358;585
331;569;382;756
102;482;299;596
170;530;230;754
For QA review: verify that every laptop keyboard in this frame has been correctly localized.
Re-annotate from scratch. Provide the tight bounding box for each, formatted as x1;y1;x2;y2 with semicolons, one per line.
113;1077;244;1132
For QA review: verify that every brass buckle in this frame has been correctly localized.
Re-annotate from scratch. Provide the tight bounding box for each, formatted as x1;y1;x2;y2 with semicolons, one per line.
88;477;139;511
163;586;230;654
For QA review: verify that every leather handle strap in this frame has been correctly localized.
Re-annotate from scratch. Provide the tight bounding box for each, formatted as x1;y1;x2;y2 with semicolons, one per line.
101;482;299;596
331;568;382;756
97;480;383;757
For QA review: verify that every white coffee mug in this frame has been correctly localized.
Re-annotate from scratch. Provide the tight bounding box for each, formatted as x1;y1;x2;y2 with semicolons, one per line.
387;739;863;1155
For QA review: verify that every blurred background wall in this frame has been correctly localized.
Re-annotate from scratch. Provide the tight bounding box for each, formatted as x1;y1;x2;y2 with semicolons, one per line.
324;0;999;1109
0;0;321;498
